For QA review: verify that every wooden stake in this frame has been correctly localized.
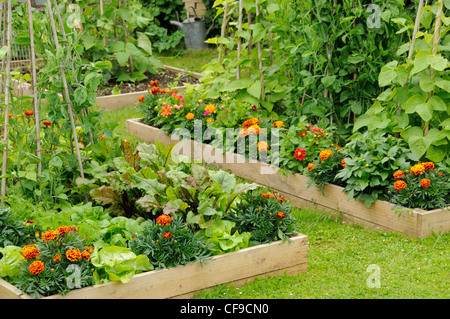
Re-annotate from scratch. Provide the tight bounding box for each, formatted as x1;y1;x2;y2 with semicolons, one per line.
1;0;12;203
256;0;264;101
237;0;243;80
46;0;85;179
407;0;424;61
52;0;94;146
424;0;444;136
218;1;228;67
100;0;106;46
27;0;42;176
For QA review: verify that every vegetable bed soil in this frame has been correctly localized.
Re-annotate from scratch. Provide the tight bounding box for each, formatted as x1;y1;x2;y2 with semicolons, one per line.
0;233;308;299
126;118;450;238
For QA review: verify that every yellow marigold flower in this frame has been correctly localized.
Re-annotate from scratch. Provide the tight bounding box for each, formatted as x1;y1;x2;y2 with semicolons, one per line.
207;118;214;123
29;261;45;275
204;104;216;114
238;128;248;137
420;179;431;188
257;141;269;152
186;112;194;120
66;249;81;262
410;164;425;175
319;149;333;160
247;124;260;135
394;180;407;191
272;121;285;128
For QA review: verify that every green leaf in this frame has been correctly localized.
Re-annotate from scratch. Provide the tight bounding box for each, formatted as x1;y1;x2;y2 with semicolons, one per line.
419;75;435;92
247;81;262;99
81;34;97;50
90;186;121;204
137;33;153;55
116;51;129;66
402;94;427;113
408;136;430;159
0;46;7;59
401;126;423;142
415;103;433;122
411;50;431;75
210;170;236;193
434;79;450;92
321;76;336;88
252;23;266;43
427;54;448;71
428;95;447;111
74;87;87;105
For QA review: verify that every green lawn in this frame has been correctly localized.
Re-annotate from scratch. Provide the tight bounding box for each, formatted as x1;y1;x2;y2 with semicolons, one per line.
154;48;217;73
103;105;450;299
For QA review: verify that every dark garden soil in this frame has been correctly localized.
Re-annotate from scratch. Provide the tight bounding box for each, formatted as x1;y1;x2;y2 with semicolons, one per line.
96;68;200;96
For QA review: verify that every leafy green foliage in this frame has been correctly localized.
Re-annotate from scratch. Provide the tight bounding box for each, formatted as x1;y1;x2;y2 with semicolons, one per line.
130;216;212;269
90;245;153;284
336;130;418;207
0;207;40;248
227;190;297;244
198;220;251;255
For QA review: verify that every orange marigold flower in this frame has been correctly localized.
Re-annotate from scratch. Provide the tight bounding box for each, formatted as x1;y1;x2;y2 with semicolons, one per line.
81;250;91;261
160;88;168;94
151;87;160;95
438;171;444;177
29;261;45;275
43;120;52;127
160;105;172;117
243;118;259;128
66;249;81;262
420;179;431;188
394;180;407;191
298;130;307;137
341;159;346;168
162;232;172;239
98;135;105;140
247;124;260;135
204;104;216;114
410;164;425;175
138;96;145;102
422;162;434;171
238;128;248;137
261;193;285;204
319;149;333;160
393;171;404;179
276;212;286;219
41;230;58;242
207;118;214;123
56;225;74;237
53;254;61;262
24;110;33;116
156;214;172;226
272;121;285;128
150;80;160;87
186;112;194;120
307;162;316;171
8;113;13;118
21;244;40;259
257;141;269;152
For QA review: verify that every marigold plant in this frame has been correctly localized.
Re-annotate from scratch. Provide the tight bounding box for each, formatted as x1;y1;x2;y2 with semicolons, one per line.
389;162;449;211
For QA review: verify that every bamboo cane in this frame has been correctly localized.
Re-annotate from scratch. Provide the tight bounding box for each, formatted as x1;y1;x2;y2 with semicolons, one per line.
407;0;424;61
0;2;6;104
26;0;42;176
46;0;85;180
237;0;243;80
218;1;228;67
1;0;12;203
256;0;264;101
424;0;444;136
100;0;106;46
52;0;94;146
119;0;133;73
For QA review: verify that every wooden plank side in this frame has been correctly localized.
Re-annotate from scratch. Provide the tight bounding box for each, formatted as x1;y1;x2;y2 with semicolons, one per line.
44;234;307;299
416;207;450;238
0;278;25;299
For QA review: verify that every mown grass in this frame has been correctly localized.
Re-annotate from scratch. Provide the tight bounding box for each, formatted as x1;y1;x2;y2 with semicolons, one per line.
154;48;217;73
103;105;450;299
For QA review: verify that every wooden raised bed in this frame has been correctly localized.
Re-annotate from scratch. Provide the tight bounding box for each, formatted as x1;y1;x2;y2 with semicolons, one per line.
11;65;203;111
0;233;308;299
126;118;450;238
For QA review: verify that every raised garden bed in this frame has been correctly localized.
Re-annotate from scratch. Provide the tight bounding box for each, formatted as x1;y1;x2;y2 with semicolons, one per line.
126;118;450;238
0;233;308;299
11;65;202;111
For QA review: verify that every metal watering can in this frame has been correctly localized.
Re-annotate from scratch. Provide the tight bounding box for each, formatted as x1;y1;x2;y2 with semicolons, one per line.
170;7;209;50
